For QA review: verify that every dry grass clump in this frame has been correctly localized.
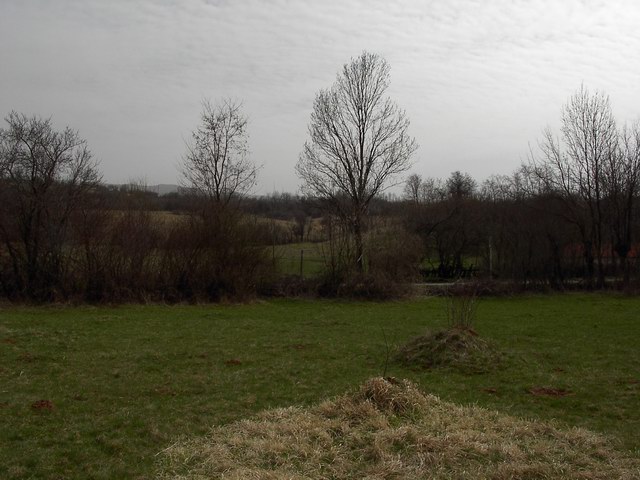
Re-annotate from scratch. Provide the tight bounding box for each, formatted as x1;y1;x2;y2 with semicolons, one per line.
395;327;501;373
156;378;640;479
394;292;500;373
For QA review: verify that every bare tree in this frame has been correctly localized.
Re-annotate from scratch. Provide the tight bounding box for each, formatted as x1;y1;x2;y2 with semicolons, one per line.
531;85;617;288
480;174;516;202
605;122;640;285
182;99;257;206
0;111;101;298
446;171;476;199
296;52;417;272
404;174;447;205
404;173;423;205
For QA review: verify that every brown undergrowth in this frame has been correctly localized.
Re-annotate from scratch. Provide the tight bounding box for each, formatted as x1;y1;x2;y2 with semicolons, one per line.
156;377;640;479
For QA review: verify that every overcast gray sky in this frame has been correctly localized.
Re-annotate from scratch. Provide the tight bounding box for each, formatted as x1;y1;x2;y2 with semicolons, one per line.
1;0;639;194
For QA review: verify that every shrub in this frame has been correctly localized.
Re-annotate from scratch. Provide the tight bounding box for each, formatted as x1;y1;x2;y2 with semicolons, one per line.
445;293;478;330
158;207;274;301
366;224;423;282
316;218;421;299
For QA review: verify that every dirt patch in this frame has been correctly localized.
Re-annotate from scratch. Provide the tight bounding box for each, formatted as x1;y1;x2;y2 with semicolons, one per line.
528;387;573;397
290;343;313;350
31;400;54;411
614;378;639;387
153;385;177;397
395;327;501;373
18;352;36;363
224;359;242;366
157;377;640;479
2;337;17;345
482;387;499;395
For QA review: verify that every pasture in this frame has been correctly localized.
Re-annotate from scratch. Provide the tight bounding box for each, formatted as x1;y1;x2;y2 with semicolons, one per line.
273;241;326;277
1;294;639;478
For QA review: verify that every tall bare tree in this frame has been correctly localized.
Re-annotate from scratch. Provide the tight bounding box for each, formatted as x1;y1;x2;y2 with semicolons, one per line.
531;85;617;288
296;52;417;272
182;99;257;206
605;122;640;285
404;173;423;205
0;112;101;298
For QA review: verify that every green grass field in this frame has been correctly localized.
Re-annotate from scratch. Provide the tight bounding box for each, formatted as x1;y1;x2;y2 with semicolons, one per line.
1;294;639;479
272;241;326;277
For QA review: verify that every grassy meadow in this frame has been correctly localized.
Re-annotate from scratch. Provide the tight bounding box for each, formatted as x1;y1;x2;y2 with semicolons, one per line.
273;241;326;277
1;294;639;478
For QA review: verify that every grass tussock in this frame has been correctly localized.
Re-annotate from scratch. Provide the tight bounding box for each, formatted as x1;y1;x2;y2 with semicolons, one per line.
157;377;640;479
395;327;501;373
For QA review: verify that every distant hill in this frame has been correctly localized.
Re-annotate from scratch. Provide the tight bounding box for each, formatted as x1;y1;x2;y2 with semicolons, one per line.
105;183;182;196
146;184;180;195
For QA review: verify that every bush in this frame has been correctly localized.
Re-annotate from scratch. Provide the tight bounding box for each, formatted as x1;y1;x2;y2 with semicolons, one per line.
158;208;274;301
366;224;423;282
445;293;478;329
336;272;407;299
257;274;316;298
316;218;421;299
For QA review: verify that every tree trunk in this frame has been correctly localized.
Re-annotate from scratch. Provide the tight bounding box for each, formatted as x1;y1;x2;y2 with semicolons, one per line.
584;240;594;290
595;230;606;289
615;244;631;288
353;217;364;273
623;255;631;287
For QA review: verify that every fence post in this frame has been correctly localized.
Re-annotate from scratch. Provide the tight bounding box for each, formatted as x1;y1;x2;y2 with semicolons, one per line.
489;235;493;278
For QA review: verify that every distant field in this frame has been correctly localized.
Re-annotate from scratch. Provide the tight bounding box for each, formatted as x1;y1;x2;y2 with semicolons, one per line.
1;294;639;478
273;241;326;276
107;209;188;227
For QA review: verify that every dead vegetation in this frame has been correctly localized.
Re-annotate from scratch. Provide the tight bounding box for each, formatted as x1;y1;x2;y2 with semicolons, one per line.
395;293;501;373
157;377;640;479
394;327;501;373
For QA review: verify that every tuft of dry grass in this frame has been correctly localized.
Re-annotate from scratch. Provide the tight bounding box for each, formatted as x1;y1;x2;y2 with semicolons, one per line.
156;378;640;479
395;327;502;373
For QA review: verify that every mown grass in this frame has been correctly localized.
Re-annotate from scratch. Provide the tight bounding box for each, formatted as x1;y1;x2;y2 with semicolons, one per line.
1;294;639;478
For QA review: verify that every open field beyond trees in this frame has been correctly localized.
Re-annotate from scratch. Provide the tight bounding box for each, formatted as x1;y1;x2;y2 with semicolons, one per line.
1;294;640;478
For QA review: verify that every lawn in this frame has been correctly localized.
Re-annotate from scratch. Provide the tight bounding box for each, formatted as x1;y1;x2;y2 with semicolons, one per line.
1;294;639;479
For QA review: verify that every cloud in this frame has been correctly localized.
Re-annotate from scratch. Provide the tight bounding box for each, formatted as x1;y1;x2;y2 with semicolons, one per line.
1;0;639;190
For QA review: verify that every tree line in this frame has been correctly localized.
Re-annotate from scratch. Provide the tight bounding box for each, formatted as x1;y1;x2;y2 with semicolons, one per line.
1;52;638;301
407;85;640;290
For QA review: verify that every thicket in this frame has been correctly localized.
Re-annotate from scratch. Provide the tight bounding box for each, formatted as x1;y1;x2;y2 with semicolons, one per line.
3;172;640;302
3;174;640;302
0;187;274;302
403;168;640;290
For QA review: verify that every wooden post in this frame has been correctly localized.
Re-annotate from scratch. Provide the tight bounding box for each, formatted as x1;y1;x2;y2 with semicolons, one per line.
489;235;493;279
